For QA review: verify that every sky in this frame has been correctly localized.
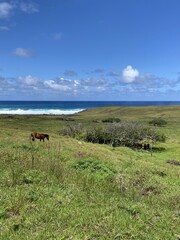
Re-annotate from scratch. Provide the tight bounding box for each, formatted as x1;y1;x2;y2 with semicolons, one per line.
1;0;180;101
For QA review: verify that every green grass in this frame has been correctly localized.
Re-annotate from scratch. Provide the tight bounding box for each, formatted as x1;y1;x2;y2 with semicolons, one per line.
0;106;179;239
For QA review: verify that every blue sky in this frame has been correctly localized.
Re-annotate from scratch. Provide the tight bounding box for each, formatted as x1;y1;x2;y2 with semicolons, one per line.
1;0;180;101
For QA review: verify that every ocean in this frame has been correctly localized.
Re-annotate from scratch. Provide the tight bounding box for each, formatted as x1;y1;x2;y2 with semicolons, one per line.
0;101;179;115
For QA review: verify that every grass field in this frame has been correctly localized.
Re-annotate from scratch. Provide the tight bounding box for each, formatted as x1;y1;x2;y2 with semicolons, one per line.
0;106;179;239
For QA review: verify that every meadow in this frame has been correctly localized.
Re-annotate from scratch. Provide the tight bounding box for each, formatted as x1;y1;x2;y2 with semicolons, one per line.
0;106;179;240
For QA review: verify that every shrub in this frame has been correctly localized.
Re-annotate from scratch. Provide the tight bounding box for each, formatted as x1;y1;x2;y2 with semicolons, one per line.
84;126;111;144
59;121;166;147
101;122;166;147
60;123;83;138
149;118;167;127
102;118;121;123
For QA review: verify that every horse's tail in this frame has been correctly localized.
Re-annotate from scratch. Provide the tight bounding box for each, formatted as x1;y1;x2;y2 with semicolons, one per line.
44;134;49;140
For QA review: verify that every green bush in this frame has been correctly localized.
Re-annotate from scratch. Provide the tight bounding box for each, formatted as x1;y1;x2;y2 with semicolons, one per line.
59;121;166;147
102;118;121;123
149;118;167;127
101;122;166;147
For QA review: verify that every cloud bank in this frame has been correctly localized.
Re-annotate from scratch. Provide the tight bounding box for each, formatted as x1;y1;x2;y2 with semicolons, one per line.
0;65;180;100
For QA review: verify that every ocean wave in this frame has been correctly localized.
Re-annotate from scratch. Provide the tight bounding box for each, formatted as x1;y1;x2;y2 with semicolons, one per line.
0;108;85;115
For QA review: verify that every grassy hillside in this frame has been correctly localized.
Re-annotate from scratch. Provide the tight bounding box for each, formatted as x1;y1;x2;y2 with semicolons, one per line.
0;106;179;239
76;105;180;122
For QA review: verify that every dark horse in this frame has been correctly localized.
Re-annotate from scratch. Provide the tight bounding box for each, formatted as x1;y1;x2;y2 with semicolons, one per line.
30;132;49;142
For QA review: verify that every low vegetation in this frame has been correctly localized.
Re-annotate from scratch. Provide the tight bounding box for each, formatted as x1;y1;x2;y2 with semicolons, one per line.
149;117;168;127
60;121;166;147
0;106;179;239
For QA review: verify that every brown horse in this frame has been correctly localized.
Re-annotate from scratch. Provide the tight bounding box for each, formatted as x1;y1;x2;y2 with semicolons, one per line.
30;132;49;142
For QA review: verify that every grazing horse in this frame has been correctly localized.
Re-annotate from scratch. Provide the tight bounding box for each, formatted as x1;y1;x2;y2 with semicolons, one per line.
30;132;49;142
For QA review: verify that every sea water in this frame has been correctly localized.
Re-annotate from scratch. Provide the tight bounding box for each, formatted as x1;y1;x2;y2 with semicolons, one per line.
0;101;179;115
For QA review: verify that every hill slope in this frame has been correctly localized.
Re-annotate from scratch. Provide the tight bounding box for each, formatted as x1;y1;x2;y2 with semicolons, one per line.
0;106;179;239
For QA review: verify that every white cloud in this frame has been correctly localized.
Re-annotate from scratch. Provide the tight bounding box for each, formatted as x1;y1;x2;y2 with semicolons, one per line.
44;77;109;94
74;80;79;87
0;1;38;19
122;65;139;83
44;80;71;91
13;48;33;57
19;75;38;86
0;2;14;18
19;2;38;14
0;25;9;31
